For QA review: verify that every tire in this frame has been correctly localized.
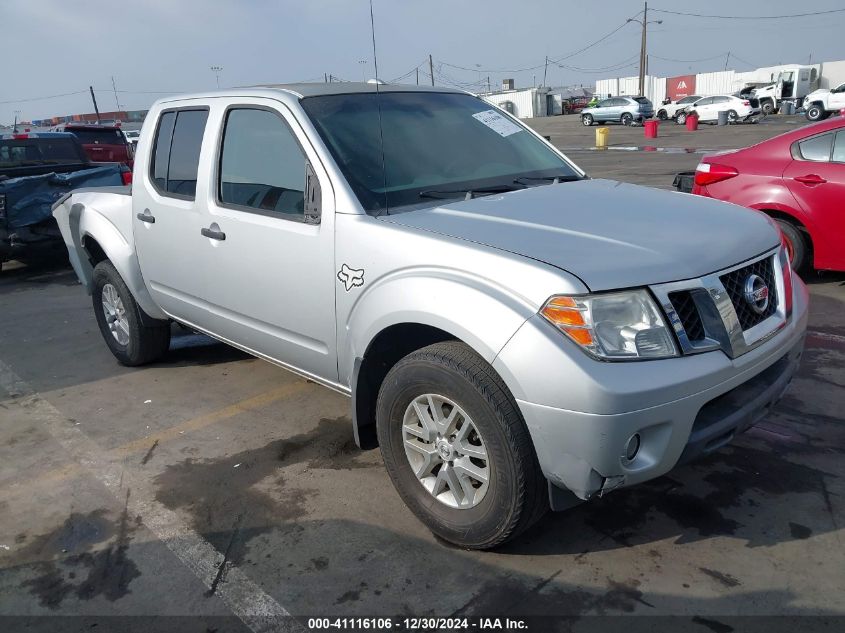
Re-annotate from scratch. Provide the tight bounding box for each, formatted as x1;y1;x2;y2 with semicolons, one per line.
727;109;738;123
621;112;633;126
775;219;810;272
805;104;828;122
92;260;170;366
676;111;687;125
761;101;775;116
657;109;668;120
376;341;548;549
581;114;594;126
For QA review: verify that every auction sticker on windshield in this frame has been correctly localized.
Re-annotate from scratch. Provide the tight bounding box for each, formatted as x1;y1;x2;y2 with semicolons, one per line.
472;109;522;137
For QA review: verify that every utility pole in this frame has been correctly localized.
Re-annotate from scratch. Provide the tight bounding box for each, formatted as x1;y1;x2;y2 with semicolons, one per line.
324;72;328;83
629;3;662;97
111;76;123;113
487;76;491;93
89;86;101;122
724;51;731;71
13;110;20;133
429;54;434;86
416;67;419;85
543;56;548;87
638;2;647;97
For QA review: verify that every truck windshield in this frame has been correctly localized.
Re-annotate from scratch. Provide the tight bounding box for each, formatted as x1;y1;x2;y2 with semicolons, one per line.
300;91;581;214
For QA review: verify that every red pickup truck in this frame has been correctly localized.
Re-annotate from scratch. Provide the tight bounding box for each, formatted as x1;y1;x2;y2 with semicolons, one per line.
54;124;134;169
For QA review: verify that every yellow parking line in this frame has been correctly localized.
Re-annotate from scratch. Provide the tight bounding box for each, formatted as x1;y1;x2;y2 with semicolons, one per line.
110;380;314;457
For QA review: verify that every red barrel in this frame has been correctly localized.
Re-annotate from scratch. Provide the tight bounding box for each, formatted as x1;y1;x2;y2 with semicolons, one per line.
643;119;659;138
685;114;699;131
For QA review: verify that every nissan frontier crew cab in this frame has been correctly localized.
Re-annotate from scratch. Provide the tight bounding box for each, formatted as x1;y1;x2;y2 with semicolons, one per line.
53;83;808;549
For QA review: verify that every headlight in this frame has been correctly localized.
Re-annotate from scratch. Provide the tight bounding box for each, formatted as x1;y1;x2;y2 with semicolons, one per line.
540;290;679;360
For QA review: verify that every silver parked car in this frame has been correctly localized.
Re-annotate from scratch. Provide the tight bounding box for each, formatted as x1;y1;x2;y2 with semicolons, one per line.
53;84;807;549
581;96;655;126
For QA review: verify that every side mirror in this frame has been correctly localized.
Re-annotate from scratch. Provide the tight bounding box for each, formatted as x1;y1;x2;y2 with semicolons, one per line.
304;161;321;225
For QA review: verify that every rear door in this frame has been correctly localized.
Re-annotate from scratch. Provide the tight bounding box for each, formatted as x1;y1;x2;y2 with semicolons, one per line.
783;129;845;269
199;99;338;381
133;107;213;326
695;97;715;120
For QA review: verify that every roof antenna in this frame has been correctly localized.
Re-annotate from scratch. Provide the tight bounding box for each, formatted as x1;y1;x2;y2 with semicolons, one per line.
369;0;380;82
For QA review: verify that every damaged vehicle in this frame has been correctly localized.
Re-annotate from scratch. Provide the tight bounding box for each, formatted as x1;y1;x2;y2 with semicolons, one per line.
1;132;131;269
53;84;807;549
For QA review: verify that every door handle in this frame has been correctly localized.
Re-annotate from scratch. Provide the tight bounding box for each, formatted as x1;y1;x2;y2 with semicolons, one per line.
793;174;827;185
136;209;155;223
201;226;226;241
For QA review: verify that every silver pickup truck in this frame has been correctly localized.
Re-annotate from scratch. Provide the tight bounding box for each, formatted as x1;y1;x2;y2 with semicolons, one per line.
53;83;808;549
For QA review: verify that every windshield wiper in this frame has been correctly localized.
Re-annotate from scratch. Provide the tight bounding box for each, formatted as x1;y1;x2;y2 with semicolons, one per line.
419;184;525;200
513;174;583;186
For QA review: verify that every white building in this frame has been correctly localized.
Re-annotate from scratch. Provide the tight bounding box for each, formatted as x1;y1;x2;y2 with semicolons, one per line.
480;87;552;119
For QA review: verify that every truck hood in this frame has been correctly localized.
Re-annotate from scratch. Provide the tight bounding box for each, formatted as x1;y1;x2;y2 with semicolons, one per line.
804;88;829;100
381;179;779;291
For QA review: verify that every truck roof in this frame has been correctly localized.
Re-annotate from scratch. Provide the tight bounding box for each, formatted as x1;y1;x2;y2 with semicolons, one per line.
157;82;466;105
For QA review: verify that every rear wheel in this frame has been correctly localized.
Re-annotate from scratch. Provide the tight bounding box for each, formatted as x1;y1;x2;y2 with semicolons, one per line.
657;109;668;120
581;114;594;126
376;341;548;549
621;112;633;126
92;261;170;366
775;220;810;272
727;109;739;123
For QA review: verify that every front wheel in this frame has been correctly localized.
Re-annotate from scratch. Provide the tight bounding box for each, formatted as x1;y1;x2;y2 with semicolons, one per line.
805;104;828;122
676;111;687;125
92;261;170;366
581;114;594;126
376;342;548;549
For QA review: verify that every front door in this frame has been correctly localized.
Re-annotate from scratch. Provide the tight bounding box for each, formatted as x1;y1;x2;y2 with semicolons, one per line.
199;101;338;382
134;108;211;326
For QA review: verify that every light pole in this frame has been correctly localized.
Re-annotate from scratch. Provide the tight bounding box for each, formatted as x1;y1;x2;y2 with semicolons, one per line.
627;2;662;97
210;66;223;89
358;59;368;82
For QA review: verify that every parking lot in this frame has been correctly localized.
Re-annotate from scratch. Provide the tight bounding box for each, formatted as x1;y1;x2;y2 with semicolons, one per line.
1;113;843;631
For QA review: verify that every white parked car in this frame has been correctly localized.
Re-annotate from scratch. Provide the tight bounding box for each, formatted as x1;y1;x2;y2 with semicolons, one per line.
123;129;140;145
677;95;761;124
656;95;701;121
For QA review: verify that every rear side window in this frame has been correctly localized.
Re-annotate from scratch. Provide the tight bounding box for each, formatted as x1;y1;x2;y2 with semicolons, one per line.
797;133;833;162
633;97;650;104
218;108;306;218
832;130;845;163
149;109;208;199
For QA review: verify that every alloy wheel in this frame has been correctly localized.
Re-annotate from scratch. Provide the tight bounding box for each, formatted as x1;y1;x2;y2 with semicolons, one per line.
402;394;490;509
101;283;130;346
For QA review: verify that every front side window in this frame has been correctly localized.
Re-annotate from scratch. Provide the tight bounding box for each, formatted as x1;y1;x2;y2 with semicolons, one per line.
301;91;580;214
150;109;208;199
218;108;306;218
797;133;833;162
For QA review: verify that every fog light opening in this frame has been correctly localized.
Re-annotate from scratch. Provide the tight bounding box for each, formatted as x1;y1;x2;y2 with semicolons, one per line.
624;433;641;462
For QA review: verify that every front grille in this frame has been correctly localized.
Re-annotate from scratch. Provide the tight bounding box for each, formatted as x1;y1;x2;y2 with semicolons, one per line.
720;257;777;331
669;290;705;341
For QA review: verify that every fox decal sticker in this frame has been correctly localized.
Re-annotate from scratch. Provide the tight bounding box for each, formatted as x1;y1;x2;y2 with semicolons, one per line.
337;264;365;291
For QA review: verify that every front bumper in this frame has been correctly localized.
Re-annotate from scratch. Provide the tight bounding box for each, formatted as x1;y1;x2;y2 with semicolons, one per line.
493;274;808;502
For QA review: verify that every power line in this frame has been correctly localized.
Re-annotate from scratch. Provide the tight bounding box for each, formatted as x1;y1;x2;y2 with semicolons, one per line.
651;7;845;19
439;12;642;74
0;90;87;105
650;53;729;63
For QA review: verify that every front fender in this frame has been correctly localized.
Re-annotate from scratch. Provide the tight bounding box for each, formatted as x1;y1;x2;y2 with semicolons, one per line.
340;267;538;386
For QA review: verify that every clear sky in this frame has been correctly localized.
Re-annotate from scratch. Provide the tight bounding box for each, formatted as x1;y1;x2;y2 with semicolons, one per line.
2;0;844;125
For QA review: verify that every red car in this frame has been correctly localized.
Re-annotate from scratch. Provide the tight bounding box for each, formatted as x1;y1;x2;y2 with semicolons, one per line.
692;116;845;272
54;124;134;169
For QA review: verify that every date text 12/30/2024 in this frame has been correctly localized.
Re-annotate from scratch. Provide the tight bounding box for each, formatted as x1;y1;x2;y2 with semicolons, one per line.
307;618;528;630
